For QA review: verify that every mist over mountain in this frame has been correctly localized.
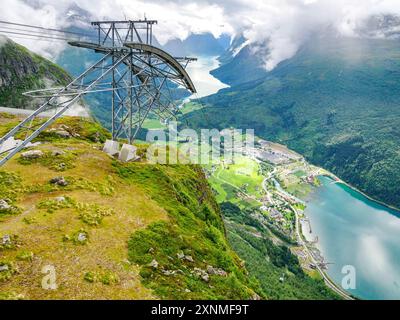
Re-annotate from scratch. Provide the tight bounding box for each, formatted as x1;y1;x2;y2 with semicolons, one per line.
163;33;229;57
211;41;266;87
211;13;400;87
355;14;400;39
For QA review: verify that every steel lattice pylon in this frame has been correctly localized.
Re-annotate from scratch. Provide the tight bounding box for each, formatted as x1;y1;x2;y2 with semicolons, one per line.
0;19;197;166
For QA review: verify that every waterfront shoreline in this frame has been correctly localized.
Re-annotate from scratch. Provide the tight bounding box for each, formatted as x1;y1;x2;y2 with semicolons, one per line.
319;172;400;214
302;173;400;300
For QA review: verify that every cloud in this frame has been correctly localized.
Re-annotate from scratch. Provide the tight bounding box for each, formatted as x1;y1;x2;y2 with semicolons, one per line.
222;0;400;70
0;0;71;58
2;0;400;68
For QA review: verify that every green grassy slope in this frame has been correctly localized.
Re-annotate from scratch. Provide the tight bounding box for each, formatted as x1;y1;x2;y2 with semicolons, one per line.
187;36;400;209
120;163;260;299
0;114;262;300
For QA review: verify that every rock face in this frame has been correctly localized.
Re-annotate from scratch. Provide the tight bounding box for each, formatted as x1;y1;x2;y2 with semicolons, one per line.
0;38;38;88
0;35;71;109
356;14;400;39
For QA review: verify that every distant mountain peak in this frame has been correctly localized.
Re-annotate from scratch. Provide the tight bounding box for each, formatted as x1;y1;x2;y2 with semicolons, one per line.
65;2;93;27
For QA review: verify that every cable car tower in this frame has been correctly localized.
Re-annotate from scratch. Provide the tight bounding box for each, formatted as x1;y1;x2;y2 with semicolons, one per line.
0;19;197;166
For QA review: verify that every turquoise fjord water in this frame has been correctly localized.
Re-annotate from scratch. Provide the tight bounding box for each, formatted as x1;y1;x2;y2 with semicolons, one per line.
305;176;400;300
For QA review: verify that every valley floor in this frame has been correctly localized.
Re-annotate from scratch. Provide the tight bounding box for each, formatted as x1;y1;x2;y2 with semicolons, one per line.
203;137;353;299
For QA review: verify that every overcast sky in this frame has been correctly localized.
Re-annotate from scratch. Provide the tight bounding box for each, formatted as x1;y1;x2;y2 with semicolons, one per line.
2;0;400;69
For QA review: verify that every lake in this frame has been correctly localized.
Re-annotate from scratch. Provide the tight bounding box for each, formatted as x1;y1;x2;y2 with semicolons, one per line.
185;56;229;98
305;175;400;300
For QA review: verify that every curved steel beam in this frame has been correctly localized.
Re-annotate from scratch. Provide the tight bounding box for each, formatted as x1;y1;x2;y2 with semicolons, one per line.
124;42;197;93
68;41;149;83
68;41;197;93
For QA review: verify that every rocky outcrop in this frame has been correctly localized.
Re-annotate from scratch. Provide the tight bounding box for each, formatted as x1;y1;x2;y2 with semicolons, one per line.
21;150;44;159
49;176;68;186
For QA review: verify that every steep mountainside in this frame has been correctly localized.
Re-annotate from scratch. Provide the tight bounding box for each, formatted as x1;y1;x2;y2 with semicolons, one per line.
211;44;266;86
0;36;71;109
187;35;400;209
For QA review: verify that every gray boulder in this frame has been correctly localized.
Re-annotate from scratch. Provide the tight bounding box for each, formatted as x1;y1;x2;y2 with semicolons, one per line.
206;265;228;277
149;259;159;269
201;274;210;282
50;177;68;186
55;130;71;138
52;150;65;156
177;252;185;259
77;233;87;242
21;150;44;159
0;199;10;210
184;255;194;263
0;264;9;272
2;234;11;245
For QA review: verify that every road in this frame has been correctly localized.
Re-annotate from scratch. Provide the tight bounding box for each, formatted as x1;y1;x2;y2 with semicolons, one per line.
290;204;354;300
262;168;354;300
262;168;276;205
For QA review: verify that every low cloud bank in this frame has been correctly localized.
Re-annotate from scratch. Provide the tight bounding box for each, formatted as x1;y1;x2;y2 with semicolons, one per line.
2;0;400;69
